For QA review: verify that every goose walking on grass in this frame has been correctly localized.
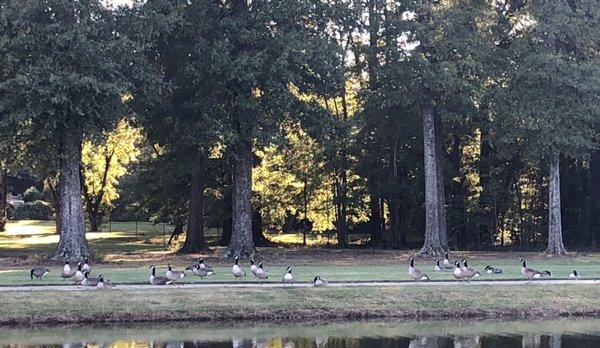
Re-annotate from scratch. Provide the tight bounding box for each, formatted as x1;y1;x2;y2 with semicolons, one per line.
81;257;91;273
282;267;294;285
250;259;259;277
149;265;173;285
443;252;454;270
485;265;503;274
255;261;269;283
61;259;74;278
166;264;186;282
434;259;443;272
521;259;552;280
408;257;429;282
461;259;481;280
30;267;50;280
186;263;215;278
81;271;101;286
232;256;246;279
313;276;328;287
71;262;85;283
569;270;580;279
453;261;468;282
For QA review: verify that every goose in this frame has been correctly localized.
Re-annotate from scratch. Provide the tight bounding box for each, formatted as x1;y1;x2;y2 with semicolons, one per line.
30;267;50;280
71;262;85;283
149;265;173;285
186;263;215;278
313;276;328;287
453;261;468;281
485;265;503;274
81;257;91;273
255;261;269;283
461;259;481;280
232;256;246;278
521;259;551;280
282;266;294;285
81;271;101;286
434;259;443;272
61;259;74;278
569;270;580;279
408;257;430;282
443;252;453;270
165;264;186;282
250;259;259;277
96;275;113;289
197;258;211;272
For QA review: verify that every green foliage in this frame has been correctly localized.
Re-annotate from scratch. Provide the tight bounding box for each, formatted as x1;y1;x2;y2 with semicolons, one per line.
22;187;45;203
12;201;53;221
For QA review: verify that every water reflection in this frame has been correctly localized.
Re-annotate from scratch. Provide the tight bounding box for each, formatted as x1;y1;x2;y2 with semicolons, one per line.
3;319;600;348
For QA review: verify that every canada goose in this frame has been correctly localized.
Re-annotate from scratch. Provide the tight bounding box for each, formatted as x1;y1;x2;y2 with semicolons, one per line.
81;271;101;286
521;259;551;280
408;257;430;282
71;262;85;283
443;252;453;270
255;261;269;283
96;275;113;289
232;256;246;278
186;263;215;278
197;258;211;272
81;257;91;273
149;265;173;285
61;259;74;278
30;267;50;280
166;264;186;282
453;261;468;281
282;266;294;285
313;276;328;287
461;259;481;280
569;270;580;279
434;259;443;272
485;265;503;274
250;259;259;277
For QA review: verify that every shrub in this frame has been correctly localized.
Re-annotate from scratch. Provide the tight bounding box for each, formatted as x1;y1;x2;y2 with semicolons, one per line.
12;200;53;220
23;186;45;203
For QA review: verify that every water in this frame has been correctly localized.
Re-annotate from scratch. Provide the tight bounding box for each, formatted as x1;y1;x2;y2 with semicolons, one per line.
2;319;600;348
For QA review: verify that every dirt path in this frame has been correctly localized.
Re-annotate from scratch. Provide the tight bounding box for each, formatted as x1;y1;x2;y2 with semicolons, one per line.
1;279;599;292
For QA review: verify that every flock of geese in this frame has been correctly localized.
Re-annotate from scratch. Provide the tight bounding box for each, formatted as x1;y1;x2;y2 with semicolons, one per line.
29;253;581;289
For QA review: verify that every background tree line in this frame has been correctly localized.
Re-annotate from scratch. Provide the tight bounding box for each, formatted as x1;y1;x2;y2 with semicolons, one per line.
0;0;599;259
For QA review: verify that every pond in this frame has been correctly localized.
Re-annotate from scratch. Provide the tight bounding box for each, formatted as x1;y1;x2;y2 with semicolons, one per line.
2;318;600;348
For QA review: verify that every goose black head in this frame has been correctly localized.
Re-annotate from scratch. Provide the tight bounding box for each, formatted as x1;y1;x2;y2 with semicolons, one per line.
314;276;320;282
30;269;34;280
287;266;292;273
84;257;88;263
409;257;414;267
99;275;104;282
77;262;82;271
199;258;204;263
445;252;449;259
435;259;439;264
251;259;255;265
84;271;90;278
259;261;263;269
573;270;578;276
234;257;239;265
485;265;492;270
521;259;526;267
64;259;69;265
454;261;460;267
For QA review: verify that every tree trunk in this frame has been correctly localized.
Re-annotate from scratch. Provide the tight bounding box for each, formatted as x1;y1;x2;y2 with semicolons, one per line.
389;197;401;248
223;144;256;259
54;133;90;261
179;167;209;253
0;172;7;232
369;195;383;246
88;208;103;232
418;103;448;256
334;177;347;247
46;177;61;234
546;152;567;254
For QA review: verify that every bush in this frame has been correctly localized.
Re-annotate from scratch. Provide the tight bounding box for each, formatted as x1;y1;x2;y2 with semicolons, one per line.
23;186;45;203
12;200;54;220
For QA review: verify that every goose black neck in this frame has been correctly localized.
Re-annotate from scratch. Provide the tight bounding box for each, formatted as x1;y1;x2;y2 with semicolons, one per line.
30;269;34;279
410;259;414;267
235;258;239;265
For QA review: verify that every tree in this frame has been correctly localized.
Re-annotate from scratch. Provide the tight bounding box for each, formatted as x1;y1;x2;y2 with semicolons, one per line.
81;119;142;231
1;0;134;260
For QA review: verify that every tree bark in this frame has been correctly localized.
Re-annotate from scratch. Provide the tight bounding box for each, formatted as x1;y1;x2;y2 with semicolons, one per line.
0;172;7;232
546;152;568;254
179;165;210;253
54;133;90;261
369;195;383;246
46;177;61;234
418;103;448;256
223;144;256;259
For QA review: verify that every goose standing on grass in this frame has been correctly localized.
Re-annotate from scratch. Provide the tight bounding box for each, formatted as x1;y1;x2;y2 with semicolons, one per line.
569;270;580;279
149;265;173;285
313;276;328;287
232;256;246;279
166;264;186;282
434;259;443;272
443;252;453;270
461;259;481;280
30;267;50;280
61;259;73;278
71;262;85;283
485;265;503;274
453;261;468;282
521;259;552;280
96;275;113;289
255;262;269;283
250;259;259;277
81;257;91;273
81;271;101;286
408;257;430;282
186;263;215;278
197;258;211;272
282;267;294;285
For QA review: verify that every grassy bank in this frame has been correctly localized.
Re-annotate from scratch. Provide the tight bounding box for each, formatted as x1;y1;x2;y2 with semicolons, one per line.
1;284;599;325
